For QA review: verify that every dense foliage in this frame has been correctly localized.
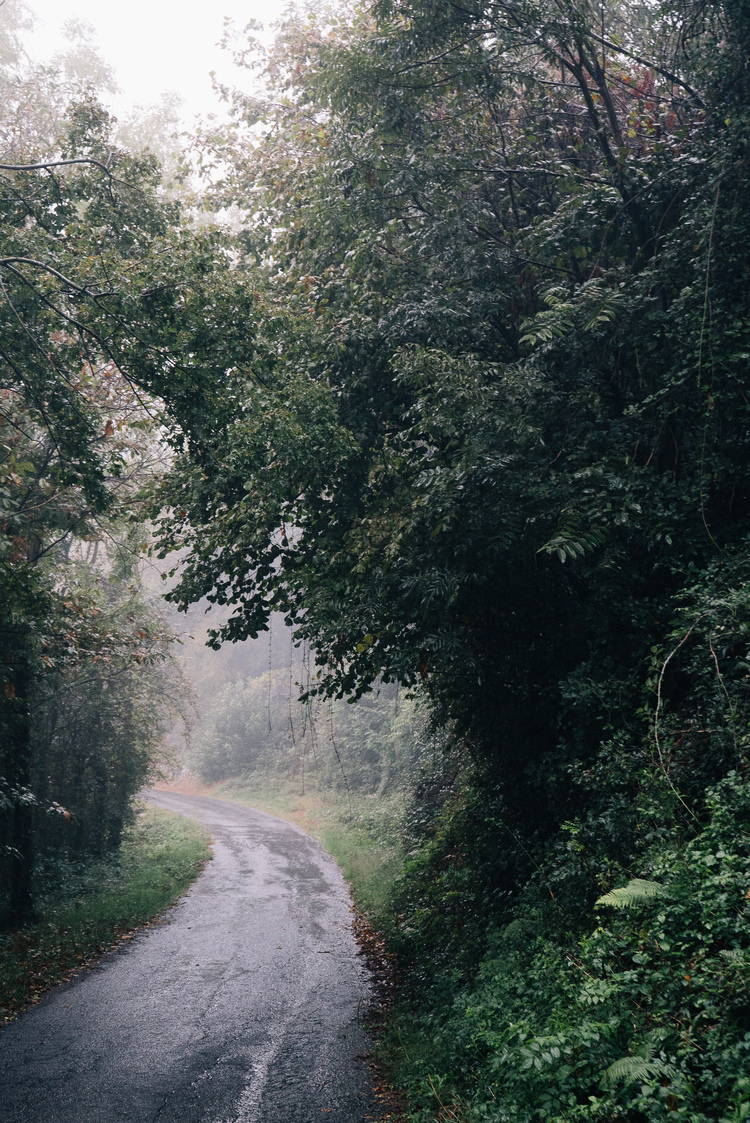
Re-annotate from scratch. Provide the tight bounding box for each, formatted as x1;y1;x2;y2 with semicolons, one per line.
0;7;246;926
3;0;750;1114
148;0;750;1116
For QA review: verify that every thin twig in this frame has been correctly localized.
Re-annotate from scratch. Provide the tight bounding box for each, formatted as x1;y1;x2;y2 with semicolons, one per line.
654;616;707;818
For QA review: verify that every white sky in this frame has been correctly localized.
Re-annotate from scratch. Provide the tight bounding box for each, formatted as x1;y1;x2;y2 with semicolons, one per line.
24;0;287;125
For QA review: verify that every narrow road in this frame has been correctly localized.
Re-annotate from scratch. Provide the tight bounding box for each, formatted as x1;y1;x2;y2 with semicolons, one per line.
0;792;377;1122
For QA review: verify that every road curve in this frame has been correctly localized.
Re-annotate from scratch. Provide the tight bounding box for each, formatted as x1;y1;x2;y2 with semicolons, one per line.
0;791;377;1122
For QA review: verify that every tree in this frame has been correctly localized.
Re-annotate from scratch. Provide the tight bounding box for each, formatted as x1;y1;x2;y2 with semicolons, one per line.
139;1;750;1113
0;14;257;924
156;0;750;770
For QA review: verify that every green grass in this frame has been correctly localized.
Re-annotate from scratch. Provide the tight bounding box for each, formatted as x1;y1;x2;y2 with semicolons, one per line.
206;776;405;929
0;806;211;1024
316;821;404;922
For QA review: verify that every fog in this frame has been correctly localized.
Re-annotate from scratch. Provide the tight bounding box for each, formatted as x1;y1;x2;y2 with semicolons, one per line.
23;0;287;125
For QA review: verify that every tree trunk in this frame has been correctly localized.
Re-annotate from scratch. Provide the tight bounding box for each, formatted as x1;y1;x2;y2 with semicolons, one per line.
1;620;36;929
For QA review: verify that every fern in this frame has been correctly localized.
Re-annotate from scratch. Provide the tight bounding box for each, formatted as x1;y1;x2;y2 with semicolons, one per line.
595;878;667;909
605;1033;678;1087
605;1055;677;1086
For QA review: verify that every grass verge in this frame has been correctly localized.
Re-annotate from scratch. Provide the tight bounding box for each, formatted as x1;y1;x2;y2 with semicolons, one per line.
0;806;211;1025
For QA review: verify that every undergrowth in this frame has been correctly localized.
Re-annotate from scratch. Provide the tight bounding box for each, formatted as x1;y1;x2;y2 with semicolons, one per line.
0;806;211;1024
380;770;750;1123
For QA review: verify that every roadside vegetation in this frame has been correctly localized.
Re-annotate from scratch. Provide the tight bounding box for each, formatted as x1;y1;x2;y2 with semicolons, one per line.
0;8;198;930
181;666;421;925
3;0;750;1118
165;0;750;1115
0;807;211;1024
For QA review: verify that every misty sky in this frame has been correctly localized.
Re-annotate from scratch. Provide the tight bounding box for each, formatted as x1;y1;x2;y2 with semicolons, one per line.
26;0;286;124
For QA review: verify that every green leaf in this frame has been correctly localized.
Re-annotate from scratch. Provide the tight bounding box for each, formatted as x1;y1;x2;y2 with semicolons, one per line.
595;878;668;909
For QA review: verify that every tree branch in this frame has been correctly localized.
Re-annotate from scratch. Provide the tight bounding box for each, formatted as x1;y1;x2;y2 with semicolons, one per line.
0;158;113;177
0;257;108;296
588;33;706;108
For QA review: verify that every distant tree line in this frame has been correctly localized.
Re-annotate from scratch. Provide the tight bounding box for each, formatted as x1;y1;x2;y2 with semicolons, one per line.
188;667;420;796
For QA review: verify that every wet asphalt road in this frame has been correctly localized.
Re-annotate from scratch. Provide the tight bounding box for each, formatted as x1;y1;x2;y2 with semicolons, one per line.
0;791;376;1123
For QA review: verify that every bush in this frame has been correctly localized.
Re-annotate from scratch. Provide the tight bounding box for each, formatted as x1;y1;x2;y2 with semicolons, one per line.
390;770;750;1123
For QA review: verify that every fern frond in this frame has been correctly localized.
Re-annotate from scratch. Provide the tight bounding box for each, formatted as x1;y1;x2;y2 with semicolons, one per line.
605;1055;676;1085
595;878;667;909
